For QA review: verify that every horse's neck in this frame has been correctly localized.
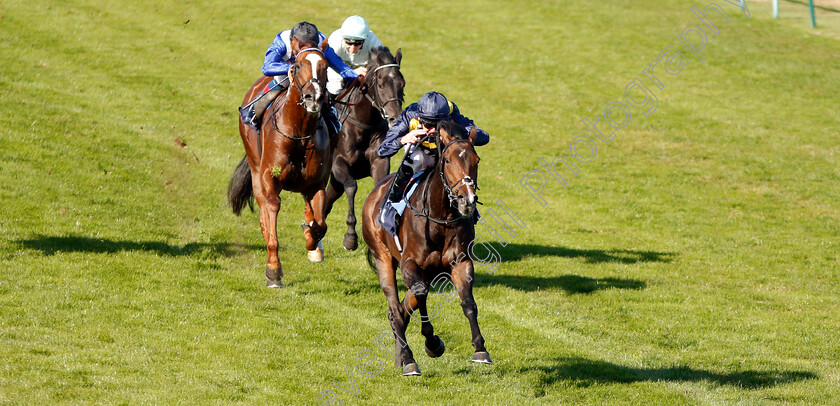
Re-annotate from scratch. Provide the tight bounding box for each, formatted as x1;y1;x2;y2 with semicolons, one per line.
423;161;451;219
354;82;382;124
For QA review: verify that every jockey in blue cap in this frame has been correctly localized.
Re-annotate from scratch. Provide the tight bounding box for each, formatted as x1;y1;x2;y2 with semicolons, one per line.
378;91;489;202
239;21;358;136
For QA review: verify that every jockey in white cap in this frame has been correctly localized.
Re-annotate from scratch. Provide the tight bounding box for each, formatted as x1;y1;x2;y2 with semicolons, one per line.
326;15;385;96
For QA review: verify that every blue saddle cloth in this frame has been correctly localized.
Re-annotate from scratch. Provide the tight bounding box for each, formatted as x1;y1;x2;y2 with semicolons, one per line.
379;171;426;237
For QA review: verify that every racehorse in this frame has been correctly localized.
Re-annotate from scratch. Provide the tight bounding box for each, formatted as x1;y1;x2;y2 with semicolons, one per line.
325;47;405;251
228;39;332;287
361;119;491;376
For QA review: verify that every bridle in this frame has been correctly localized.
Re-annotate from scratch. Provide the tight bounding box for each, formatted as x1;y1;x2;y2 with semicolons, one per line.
405;135;479;226
364;63;403;123
271;47;326;141
289;47;326;107
334;61;403;128
437;137;479;209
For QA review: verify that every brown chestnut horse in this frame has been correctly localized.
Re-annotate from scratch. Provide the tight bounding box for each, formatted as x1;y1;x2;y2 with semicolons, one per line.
325;46;405;251
228;40;332;287
361;120;491;376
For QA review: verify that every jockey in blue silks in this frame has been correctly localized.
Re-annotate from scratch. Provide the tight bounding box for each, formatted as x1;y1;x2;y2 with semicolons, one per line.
378;91;489;202
239;21;358;136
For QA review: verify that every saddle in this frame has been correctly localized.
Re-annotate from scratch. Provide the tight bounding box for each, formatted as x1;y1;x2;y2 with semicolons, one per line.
379;171;428;240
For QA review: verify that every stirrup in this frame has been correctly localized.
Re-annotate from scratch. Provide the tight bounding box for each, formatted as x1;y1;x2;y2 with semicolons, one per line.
239;106;259;131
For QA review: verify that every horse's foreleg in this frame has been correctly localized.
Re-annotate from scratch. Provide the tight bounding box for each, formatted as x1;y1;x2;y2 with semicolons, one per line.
378;256;418;374
451;259;491;364
342;177;359;251
371;156;390;185
325;162;359;251
302;189;327;262
403;270;446;359
324;172;344;216
256;174;283;287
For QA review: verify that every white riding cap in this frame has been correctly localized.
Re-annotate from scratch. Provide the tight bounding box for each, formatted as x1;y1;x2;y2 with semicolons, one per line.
340;15;369;40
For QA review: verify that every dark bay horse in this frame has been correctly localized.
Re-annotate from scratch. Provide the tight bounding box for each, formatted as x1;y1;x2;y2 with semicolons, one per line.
361;120;491;376
325;47;405;251
228;39;332;287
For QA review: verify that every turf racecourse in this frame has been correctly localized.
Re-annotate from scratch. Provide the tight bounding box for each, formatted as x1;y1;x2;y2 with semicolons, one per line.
1;0;839;404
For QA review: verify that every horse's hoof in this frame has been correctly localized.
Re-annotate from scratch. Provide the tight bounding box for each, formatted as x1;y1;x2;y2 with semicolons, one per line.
342;233;358;251
471;351;492;364
424;335;445;358
265;267;283;287
307;240;325;262
402;363;421;376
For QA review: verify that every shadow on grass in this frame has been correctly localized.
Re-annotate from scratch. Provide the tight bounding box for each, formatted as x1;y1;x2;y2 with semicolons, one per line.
496;244;676;264
524;357;818;390
16;235;262;257
475;273;646;294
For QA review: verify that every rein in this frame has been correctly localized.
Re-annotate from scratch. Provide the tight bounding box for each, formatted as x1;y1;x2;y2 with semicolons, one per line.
404;136;478;226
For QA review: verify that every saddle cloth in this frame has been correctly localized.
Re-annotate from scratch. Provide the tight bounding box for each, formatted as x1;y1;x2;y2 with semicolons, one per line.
379;171;427;238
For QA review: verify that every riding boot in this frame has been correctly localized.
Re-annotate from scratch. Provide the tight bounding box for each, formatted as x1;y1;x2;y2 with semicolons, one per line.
387;161;414;202
239;78;287;132
251;89;281;128
323;105;341;138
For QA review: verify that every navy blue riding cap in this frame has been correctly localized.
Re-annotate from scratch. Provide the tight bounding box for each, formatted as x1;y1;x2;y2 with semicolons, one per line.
417;91;451;121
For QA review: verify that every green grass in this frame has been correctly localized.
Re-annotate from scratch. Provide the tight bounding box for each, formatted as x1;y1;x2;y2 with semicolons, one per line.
2;0;839;404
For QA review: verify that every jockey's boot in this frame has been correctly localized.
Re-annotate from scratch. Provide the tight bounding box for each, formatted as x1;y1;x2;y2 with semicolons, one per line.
239;80;287;132
323;105;341;138
387;161;414;202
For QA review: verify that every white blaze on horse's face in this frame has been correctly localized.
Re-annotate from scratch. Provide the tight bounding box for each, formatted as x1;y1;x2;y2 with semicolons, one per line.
304;53;322;79
301;53;324;113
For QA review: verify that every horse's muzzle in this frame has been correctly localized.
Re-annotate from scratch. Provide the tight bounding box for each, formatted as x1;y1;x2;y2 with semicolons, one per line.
455;193;476;217
301;93;323;114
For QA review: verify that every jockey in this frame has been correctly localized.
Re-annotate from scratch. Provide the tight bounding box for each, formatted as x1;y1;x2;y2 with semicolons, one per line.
239;21;358;136
378;91;489;202
326;15;385;96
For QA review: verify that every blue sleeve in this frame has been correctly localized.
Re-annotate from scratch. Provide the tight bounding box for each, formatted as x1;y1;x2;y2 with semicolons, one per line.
262;35;291;77
378;111;412;157
324;44;358;81
450;104;489;146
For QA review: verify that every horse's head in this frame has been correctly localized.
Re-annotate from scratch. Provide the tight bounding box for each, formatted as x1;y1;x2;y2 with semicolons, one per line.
366;47;405;128
436;120;480;217
289;38;329;114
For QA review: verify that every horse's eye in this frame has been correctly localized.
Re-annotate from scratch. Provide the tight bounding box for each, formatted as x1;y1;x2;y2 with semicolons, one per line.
443;158;450;164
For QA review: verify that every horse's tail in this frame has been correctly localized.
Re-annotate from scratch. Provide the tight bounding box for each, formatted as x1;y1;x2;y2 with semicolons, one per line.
228;156;254;216
365;248;377;273
366;247;399;273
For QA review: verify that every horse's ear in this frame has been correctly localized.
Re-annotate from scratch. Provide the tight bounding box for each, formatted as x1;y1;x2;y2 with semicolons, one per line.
395;48;402;65
290;37;303;57
437;124;453;145
468;127;478;144
319;38;329;52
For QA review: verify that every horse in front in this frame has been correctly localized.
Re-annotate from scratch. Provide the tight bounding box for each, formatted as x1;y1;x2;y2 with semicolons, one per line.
362;119;491;376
